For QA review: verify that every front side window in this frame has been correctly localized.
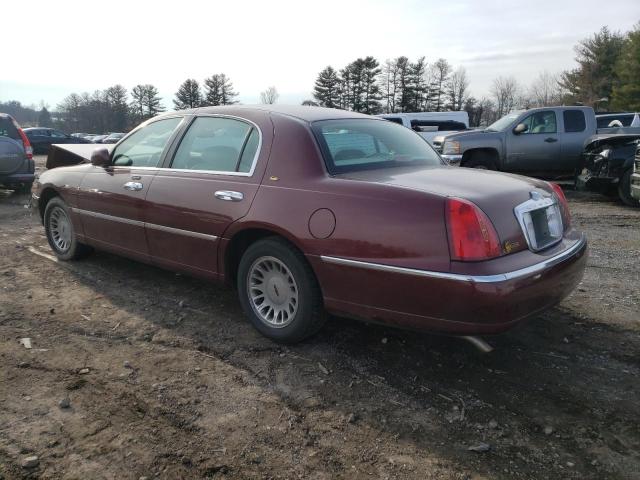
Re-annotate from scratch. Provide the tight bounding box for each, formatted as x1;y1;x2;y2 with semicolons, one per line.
171;116;259;173
112;117;182;167
312;119;442;174
521;111;557;134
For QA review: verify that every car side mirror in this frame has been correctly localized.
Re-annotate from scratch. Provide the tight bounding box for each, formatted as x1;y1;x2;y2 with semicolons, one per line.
513;123;528;135
91;147;111;167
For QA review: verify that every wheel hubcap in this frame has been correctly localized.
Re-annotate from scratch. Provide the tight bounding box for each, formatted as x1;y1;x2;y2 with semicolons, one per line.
49;206;72;252
248;256;298;328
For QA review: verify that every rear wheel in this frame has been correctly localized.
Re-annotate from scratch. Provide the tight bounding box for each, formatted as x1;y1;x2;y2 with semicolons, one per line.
619;168;640;207
237;237;325;343
465;151;497;170
44;197;92;260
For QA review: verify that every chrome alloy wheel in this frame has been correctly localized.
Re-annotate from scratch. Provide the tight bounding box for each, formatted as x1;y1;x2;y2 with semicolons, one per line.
247;256;299;328
49;206;72;252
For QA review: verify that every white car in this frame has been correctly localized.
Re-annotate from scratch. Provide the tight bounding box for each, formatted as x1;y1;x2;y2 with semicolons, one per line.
377;111;469;150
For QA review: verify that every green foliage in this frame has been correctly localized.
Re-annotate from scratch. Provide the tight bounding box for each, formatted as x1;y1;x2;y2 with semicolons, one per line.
313;66;341;108
37;107;52;127
203;74;238;106
611;23;640;111
560;26;626;107
174;79;202;110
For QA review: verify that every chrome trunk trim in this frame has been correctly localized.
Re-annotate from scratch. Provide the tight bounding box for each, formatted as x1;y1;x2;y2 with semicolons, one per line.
320;235;586;284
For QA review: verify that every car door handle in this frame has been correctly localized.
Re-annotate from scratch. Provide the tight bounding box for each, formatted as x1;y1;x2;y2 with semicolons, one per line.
214;190;243;201
123;181;143;191
544;137;558;143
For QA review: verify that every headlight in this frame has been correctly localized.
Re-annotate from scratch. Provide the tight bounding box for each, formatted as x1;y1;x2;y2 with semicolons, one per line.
443;140;461;155
600;149;610;159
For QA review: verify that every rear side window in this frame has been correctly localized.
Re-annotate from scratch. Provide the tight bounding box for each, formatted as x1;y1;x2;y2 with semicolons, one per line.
312;119;441;174
596;114;634;128
0;117;20;140
171;116;260;174
410;120;467;132
563;110;586;133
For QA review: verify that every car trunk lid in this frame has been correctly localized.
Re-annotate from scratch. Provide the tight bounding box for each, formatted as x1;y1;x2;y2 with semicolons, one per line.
335;166;558;256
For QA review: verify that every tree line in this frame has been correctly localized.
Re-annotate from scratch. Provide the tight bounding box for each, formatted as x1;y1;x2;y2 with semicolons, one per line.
3;22;638;131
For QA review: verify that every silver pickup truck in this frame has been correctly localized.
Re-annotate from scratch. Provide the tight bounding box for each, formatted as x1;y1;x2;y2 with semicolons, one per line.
441;106;608;179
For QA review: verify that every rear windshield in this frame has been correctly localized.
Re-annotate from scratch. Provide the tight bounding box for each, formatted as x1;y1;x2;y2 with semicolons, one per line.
0;117;21;141
311;119;442;174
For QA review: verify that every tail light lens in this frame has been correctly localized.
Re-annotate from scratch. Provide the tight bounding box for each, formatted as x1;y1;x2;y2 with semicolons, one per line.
11;119;33;160
549;183;570;229
446;198;502;261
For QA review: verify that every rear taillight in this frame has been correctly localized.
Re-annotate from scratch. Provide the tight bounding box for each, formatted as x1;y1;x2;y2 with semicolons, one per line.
549;183;570;229
11;119;33;160
446;198;502;261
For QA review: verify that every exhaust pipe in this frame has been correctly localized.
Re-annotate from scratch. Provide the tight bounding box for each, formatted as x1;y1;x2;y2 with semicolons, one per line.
462;336;494;354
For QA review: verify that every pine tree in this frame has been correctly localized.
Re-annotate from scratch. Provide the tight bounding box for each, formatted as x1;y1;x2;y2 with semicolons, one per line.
428;58;451;112
203;74;238;106
560;27;625;107
105;85;129;131
37;107;52;127
130;84;164;123
313;66;341;108
611;23;640;111
174;79;202;110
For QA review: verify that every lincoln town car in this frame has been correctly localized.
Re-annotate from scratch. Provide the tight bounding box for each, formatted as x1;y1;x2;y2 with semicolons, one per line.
33;105;587;344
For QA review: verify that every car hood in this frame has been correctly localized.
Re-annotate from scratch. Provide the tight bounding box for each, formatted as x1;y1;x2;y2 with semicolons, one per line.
442;129;498;142
336;166;553;253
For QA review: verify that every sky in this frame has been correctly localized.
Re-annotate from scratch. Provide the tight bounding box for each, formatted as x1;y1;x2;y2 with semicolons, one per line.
1;0;638;110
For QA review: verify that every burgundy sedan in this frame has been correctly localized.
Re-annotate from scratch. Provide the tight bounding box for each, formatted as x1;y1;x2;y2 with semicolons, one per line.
33;106;587;343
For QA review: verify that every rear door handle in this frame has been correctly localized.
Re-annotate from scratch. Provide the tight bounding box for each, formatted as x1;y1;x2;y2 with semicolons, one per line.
544;137;558;143
215;190;243;201
123;181;143;191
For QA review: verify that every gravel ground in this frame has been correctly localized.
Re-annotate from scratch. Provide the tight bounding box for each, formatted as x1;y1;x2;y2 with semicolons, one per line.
0;156;639;479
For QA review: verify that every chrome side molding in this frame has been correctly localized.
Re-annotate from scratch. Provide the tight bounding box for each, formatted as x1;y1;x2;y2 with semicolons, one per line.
320;234;586;284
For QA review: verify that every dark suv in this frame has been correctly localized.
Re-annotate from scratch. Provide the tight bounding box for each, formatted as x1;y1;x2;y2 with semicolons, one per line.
0;113;34;193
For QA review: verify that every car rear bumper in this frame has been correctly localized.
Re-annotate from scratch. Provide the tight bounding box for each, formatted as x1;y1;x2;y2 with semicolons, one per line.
0;172;35;184
311;234;587;335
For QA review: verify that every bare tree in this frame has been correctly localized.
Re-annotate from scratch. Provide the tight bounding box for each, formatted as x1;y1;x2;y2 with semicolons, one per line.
446;67;469;111
428;58;451;112
528;71;563;107
491;76;520;117
260;86;279;104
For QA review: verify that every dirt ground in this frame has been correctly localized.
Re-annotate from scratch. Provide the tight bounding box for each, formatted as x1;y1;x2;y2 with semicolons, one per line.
1;156;639;480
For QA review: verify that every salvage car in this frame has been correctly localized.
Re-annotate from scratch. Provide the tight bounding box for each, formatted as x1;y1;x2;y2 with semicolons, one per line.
33;106;587;343
576;134;640;207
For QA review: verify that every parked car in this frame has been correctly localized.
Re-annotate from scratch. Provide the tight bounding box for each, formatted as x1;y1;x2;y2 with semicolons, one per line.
89;134;109;144
378;111;469;148
630;143;640;202
0;113;35;193
576;134;640;207
102;132;125;144
24;127;91;154
33;105;587;344
441;106;609;178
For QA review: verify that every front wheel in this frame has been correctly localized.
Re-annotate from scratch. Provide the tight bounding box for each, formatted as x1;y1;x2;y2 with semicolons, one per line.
44;197;93;260
237;237;326;343
618;169;640;207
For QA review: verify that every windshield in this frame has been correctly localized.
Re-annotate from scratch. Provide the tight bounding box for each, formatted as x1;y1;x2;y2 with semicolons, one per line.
486;112;521;132
312;119;442;174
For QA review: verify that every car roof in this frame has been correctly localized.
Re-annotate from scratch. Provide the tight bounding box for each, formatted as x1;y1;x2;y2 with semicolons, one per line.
165;105;377;123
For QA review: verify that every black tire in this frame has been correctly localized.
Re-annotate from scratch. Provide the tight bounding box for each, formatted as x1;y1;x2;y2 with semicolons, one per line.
465;151;497;170
237;237;326;343
618;168;640;208
44;197;93;260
